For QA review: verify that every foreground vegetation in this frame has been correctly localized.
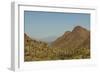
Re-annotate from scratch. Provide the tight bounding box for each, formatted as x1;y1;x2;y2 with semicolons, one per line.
24;39;90;61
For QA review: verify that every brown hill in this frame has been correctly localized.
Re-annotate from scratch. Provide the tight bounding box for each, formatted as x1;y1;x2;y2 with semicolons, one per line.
51;26;90;49
24;33;52;61
24;26;90;61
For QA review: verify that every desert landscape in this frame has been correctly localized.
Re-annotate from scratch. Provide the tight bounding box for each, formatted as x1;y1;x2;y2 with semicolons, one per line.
24;26;90;61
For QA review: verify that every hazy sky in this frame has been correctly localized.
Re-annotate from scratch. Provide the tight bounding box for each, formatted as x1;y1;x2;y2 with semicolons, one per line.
24;11;90;39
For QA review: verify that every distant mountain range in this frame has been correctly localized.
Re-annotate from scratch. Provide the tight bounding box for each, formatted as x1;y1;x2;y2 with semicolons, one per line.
40;36;58;43
24;26;90;61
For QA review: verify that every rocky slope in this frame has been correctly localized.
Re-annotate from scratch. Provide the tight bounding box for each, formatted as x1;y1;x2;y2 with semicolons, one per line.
51;26;90;49
24;26;90;61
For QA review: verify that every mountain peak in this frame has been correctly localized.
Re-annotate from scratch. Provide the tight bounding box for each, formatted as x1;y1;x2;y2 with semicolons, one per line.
72;26;88;33
63;31;71;36
73;26;83;30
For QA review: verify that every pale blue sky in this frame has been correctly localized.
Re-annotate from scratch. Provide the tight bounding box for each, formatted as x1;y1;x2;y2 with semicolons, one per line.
24;11;90;39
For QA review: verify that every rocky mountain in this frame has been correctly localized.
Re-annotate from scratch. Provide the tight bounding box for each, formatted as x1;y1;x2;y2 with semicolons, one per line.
51;26;90;49
24;26;90;61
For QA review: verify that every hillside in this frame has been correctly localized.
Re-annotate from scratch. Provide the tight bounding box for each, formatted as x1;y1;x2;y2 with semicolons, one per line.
51;26;90;49
24;26;90;61
24;33;52;61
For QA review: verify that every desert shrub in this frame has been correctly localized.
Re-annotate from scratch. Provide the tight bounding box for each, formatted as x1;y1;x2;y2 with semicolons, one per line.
24;56;32;61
